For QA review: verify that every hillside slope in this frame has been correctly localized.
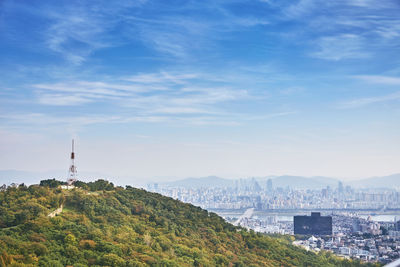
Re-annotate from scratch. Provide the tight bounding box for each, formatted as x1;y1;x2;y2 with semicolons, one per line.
0;180;379;267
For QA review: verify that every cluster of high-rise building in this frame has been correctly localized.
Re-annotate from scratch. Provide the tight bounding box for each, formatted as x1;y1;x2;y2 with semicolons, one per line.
148;180;400;211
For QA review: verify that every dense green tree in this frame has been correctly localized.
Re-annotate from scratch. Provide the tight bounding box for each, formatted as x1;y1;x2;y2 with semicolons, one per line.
39;179;65;188
0;181;381;266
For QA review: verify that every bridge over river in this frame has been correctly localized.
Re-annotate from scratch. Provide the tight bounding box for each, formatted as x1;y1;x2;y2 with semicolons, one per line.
233;208;254;226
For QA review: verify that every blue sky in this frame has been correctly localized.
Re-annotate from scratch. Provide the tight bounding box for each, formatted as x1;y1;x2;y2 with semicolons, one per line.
0;0;399;182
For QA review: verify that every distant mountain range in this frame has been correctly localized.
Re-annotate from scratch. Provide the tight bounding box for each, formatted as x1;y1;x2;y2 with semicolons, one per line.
347;173;400;189
161;175;235;188
267;175;339;189
161;174;400;190
160;175;339;189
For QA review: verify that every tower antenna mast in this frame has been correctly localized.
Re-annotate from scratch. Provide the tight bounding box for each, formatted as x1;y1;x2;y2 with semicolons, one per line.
67;139;77;185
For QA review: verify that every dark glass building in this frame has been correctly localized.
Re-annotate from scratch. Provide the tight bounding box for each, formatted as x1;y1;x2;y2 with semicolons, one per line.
396;219;400;231
294;212;332;235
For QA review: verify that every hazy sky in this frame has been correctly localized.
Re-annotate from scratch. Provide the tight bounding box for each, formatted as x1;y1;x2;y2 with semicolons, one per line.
0;0;399;182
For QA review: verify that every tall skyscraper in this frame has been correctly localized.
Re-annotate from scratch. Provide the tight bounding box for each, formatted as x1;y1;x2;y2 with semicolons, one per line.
267;179;273;192
338;181;344;194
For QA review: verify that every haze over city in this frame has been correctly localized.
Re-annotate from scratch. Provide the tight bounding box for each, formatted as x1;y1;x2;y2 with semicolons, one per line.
1;0;399;183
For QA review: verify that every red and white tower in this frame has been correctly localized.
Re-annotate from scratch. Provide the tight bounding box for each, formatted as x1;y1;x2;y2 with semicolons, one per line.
67;139;77;185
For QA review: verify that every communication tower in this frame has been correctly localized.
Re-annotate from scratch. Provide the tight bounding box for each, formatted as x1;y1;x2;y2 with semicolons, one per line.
67;139;77;185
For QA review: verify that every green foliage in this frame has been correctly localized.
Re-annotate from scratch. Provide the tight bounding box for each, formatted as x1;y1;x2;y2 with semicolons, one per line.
101;253;125;267
0;250;13;267
0;181;381;266
74;179;115;191
39;179;65;188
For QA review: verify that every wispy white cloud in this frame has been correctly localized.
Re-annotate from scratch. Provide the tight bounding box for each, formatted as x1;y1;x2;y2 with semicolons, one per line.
3;65;296;128
283;0;316;18
37;1;147;64
0;113;123;127
338;91;400;109
150;107;218;115
279;87;304;96
44;10;112;64
35;80;166;92
346;0;394;9
311;34;370;61
259;0;400;62
241;111;298;121
3;0;399;65
34;82;134;95
32;69;252;109
178;116;241;126
121;86;249;115
0;111;239;129
38;94;94;106
353;75;400;85
33;81;142;106
37;0;273;62
123;72;198;84
27;70;256;126
118;2;270;59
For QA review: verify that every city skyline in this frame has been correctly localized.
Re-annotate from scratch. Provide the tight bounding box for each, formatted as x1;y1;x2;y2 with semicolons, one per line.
1;0;399;181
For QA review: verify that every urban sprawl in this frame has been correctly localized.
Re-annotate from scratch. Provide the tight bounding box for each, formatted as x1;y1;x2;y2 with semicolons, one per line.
148;179;400;264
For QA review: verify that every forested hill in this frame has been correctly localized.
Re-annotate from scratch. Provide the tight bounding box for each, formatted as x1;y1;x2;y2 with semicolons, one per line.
0;180;379;267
